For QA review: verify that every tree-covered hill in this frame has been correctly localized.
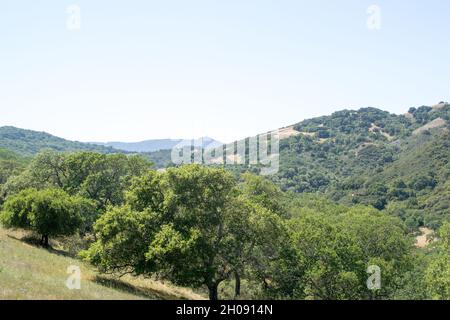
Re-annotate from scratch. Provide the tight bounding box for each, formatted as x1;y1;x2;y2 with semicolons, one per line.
272;104;449;228
0;126;121;156
330;130;449;228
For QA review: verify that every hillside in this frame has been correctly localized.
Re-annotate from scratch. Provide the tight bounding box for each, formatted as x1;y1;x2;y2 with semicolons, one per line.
330;130;450;228
272;104;450;228
0;126;121;156
144;104;449;171
0;227;204;300
275;105;449;189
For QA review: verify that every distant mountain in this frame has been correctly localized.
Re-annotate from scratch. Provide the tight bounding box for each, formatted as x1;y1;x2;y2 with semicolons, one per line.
0;126;121;156
94;137;222;153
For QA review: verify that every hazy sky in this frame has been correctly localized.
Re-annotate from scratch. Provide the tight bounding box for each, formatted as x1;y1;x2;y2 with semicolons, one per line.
1;0;449;143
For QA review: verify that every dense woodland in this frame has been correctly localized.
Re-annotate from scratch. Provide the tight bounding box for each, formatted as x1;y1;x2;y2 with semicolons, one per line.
0;104;449;300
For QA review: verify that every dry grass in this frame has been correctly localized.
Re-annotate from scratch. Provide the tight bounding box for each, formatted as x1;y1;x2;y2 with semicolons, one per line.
432;102;448;110
0;227;205;300
412;118;446;135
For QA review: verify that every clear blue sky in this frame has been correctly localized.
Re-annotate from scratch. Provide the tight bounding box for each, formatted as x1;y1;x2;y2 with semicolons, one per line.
1;0;449;143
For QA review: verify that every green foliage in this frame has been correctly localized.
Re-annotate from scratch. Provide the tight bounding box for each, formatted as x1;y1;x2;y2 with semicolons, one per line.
425;223;450;299
239;172;287;217
79;206;156;275
82;165;286;300
267;202;415;300
0;188;85;245
287;214;363;300
0;148;28;199
1;150;153;210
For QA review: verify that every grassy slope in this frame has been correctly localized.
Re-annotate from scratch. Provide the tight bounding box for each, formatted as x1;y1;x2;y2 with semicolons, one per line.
0;227;204;300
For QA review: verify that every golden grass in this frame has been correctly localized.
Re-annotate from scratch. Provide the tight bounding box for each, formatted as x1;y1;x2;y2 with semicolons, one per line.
0;227;205;300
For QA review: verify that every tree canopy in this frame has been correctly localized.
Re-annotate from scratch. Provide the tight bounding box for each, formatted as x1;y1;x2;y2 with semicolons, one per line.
0;188;89;246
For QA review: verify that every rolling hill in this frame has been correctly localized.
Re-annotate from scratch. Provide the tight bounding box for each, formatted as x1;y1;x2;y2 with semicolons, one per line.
0;126;121;156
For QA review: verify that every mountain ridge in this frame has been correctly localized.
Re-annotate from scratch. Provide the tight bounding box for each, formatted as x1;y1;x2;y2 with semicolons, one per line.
0;126;122;156
0;126;223;156
93;136;222;153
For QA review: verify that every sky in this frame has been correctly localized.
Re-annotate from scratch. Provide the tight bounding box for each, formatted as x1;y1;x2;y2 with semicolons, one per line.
0;0;449;143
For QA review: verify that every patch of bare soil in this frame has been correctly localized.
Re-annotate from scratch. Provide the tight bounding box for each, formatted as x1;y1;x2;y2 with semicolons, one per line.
278;126;301;139
415;227;434;248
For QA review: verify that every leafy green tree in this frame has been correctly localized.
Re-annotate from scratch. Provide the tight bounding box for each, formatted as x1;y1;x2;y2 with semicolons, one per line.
268;202;415;300
284;213;364;300
239;172;287;217
392;252;428;300
82;165;285;300
339;206;414;299
0;188;84;246
73;153;151;209
223;195;287;299
425;222;450;299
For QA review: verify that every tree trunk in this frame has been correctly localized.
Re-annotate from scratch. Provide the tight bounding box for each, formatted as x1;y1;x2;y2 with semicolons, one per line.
41;235;49;247
234;272;241;299
208;282;219;301
263;279;269;290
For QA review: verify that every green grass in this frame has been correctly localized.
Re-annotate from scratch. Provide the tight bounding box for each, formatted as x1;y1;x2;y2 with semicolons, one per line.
0;227;204;300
